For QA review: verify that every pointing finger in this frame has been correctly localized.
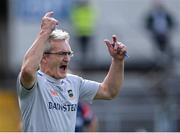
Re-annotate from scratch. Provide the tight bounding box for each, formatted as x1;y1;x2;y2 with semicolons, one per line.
112;35;117;43
44;11;54;18
112;35;118;49
112;35;117;49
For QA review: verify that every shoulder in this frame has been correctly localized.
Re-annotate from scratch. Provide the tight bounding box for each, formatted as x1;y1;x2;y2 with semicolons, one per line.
65;73;86;87
66;73;83;82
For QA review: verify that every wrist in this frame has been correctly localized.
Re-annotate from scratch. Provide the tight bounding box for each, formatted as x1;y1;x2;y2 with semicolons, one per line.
39;29;52;36
35;30;51;43
112;58;124;67
112;57;124;63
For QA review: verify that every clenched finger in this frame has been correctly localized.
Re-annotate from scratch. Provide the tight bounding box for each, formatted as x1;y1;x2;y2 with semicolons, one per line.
117;45;127;55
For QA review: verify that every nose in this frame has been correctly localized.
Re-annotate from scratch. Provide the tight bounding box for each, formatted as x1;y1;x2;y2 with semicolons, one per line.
63;54;71;62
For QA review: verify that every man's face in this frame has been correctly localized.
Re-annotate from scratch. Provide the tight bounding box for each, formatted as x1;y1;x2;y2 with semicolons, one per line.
42;39;73;79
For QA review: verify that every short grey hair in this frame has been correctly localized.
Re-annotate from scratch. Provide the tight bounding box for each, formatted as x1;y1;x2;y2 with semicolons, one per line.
49;29;70;40
44;29;70;52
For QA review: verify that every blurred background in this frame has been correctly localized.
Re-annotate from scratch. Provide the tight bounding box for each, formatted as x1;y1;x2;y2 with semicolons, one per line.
0;0;180;131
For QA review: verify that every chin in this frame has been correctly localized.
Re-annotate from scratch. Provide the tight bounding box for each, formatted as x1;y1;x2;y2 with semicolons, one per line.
58;73;67;79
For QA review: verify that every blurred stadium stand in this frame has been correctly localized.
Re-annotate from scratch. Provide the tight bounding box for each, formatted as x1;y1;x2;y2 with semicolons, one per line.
0;0;180;131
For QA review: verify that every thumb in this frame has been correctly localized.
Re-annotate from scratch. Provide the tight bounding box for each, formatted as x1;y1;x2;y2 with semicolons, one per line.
104;39;112;51
104;39;111;47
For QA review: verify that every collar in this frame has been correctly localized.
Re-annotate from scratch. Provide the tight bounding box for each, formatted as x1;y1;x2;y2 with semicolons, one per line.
38;70;64;85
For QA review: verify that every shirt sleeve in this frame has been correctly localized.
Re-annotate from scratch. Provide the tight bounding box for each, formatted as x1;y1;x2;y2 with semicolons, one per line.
16;73;37;99
79;78;100;103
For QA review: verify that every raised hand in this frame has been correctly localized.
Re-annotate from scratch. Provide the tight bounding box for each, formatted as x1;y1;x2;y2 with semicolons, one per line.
41;11;59;34
104;35;127;61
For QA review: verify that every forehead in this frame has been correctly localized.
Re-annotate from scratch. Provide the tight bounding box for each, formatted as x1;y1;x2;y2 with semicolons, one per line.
50;39;71;51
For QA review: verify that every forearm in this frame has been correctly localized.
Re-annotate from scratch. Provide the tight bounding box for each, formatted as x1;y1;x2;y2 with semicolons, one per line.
22;31;50;73
102;58;124;98
19;12;58;89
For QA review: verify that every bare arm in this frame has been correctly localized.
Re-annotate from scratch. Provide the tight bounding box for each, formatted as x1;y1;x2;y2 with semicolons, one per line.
94;35;127;100
20;12;58;89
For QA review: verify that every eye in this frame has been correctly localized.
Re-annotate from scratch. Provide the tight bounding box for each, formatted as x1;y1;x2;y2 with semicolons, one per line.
67;52;71;55
62;52;67;56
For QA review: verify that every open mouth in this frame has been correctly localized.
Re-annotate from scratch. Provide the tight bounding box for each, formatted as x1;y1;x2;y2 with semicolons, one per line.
59;65;67;71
